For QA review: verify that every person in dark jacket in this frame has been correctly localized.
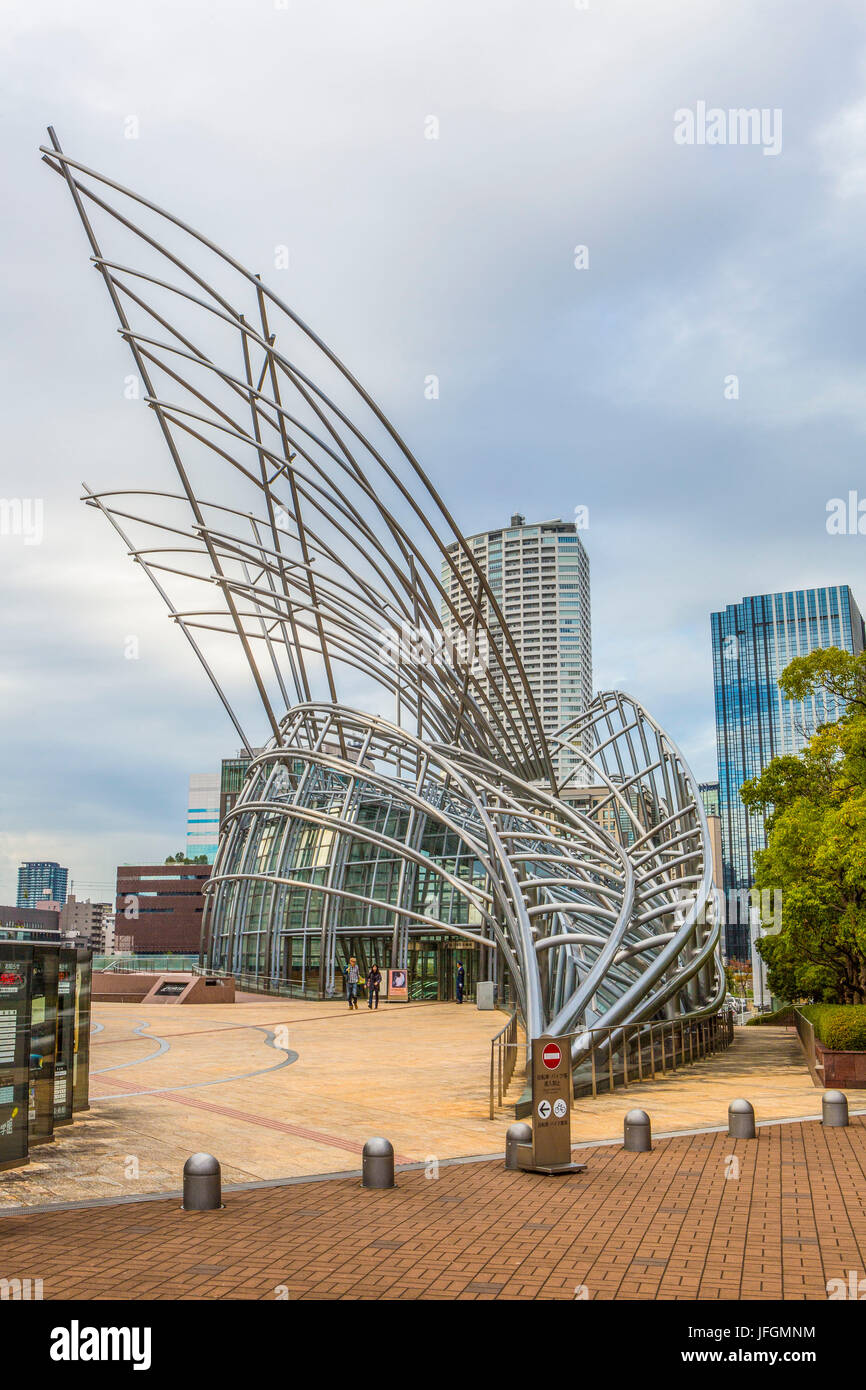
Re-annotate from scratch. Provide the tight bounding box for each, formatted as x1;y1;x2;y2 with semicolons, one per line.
366;963;382;1010
456;960;465;1003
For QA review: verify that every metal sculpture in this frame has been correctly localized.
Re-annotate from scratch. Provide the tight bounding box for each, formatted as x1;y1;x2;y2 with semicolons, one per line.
44;129;724;1063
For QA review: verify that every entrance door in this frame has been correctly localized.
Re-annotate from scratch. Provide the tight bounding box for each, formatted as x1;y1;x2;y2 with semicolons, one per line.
408;945;439;1000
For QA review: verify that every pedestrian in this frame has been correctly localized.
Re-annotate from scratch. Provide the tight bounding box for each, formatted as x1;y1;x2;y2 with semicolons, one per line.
344;956;360;1010
366;963;382;1010
456;960;465;1004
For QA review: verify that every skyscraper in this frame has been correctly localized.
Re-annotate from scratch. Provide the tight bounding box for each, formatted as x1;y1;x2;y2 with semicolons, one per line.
698;781;720;819
16;860;69;909
442;515;592;784
711;585;865;958
186;773;221;863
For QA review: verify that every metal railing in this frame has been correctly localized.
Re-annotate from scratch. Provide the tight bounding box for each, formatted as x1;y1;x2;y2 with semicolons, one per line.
229;969;323;1000
579;1012;735;1098
94;954;199;973
793;1008;821;1081
495;1010;735;1117
489;1010;521;1118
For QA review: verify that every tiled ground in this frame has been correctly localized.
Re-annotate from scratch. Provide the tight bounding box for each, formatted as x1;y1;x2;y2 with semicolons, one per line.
2;1003;862;1209
2;1117;865;1300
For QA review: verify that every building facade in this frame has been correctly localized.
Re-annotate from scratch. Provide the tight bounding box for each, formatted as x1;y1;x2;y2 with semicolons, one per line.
698;781;720;819
0;904;63;943
711;585;865;958
441;515;592;785
17;861;68;910
115;863;211;953
220;751;258;823
58;896;114;952
186;773;221;863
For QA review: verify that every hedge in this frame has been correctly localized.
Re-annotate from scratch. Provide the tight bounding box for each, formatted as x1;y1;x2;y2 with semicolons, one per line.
746;1006;794;1027
799;1004;866;1052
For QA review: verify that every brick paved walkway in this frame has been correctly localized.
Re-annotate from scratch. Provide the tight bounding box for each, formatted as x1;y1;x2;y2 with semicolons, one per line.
3;1116;865;1300
4;1002;862;1211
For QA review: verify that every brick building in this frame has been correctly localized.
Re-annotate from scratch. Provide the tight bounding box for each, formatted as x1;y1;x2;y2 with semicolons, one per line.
115;863;211;954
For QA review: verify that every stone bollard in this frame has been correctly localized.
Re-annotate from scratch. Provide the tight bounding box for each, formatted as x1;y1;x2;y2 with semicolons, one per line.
728;1098;756;1139
822;1090;849;1128
623;1108;652;1152
505;1122;533;1171
182;1152;222;1211
362;1137;395;1189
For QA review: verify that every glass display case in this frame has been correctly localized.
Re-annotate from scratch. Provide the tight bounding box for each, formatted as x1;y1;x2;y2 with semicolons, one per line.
28;945;59;1146
53;947;77;1126
73;949;92;1114
0;944;33;1170
0;944;93;1170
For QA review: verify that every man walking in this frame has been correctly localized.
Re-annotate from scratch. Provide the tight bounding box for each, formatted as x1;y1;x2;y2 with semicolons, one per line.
366;963;382;1010
344;957;361;1010
456;959;465;1004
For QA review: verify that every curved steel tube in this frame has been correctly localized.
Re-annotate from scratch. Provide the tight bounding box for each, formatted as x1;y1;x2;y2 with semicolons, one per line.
45;132;725;1054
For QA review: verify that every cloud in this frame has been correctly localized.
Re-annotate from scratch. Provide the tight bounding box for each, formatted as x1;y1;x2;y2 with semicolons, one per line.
2;0;866;897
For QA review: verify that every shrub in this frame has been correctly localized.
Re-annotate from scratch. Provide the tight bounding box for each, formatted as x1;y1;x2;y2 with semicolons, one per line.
799;1004;866;1051
746;1006;794;1026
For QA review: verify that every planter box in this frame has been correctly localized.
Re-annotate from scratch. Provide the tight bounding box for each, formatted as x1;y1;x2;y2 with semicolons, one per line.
814;1038;866;1088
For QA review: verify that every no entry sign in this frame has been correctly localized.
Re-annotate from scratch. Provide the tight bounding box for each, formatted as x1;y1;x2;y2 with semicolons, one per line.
531;1034;572;1170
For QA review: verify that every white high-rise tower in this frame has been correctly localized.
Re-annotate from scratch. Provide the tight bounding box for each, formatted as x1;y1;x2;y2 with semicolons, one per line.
442;514;592;785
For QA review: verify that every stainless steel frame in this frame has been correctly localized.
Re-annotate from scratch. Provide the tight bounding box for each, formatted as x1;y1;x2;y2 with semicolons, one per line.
44;131;724;1064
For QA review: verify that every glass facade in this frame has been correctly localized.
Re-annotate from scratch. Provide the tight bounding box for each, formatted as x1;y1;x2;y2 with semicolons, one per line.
186;773;221;863
17;861;68;909
205;752;505;1001
711;586;865;958
698;781;720;819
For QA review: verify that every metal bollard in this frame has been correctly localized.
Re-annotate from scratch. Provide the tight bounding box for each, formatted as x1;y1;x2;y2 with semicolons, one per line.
505;1122;533;1171
822;1090;849;1128
182;1152;222;1211
623;1108;652;1152
728;1098;756;1139
362;1137;395;1189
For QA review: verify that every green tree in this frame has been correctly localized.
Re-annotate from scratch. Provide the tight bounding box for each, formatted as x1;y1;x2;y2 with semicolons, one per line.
740;648;866;1004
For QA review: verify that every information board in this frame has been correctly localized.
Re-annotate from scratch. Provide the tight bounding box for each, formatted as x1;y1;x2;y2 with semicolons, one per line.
0;952;32;1170
530;1033;574;1169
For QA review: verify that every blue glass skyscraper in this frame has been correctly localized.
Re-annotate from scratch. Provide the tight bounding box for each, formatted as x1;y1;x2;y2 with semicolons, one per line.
711;586;865;959
16;860;69;909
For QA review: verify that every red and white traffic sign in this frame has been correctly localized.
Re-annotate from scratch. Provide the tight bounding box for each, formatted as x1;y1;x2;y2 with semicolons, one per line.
541;1041;562;1070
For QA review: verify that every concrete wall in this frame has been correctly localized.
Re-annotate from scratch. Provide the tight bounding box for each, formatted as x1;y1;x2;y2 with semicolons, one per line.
93;971;235;1004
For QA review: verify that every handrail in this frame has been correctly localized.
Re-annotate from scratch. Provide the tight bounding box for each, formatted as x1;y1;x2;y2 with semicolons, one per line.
489;1010;521;1119
493;1010;735;1117
793;1008;821;1082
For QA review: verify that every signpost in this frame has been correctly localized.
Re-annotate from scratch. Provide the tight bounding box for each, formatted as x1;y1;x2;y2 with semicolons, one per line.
516;1033;585;1176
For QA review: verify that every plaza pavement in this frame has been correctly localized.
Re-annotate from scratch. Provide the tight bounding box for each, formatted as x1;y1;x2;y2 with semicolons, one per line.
1;1001;864;1211
3;1116;865;1299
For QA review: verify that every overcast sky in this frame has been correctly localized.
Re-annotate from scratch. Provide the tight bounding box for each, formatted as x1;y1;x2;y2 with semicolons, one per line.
2;0;865;903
